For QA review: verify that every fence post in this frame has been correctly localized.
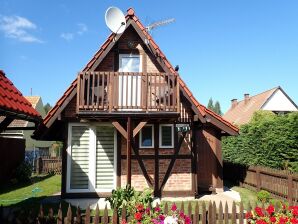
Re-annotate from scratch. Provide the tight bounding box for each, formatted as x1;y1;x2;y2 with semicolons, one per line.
37;157;43;174
288;175;293;204
256;167;261;191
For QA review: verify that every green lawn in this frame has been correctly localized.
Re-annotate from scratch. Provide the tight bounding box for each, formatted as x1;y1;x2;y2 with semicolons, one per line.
0;174;61;207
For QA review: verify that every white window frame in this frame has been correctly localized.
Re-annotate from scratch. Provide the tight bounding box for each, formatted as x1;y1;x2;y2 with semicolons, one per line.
66;122;117;193
159;124;174;148
119;54;142;72
139;124;154;148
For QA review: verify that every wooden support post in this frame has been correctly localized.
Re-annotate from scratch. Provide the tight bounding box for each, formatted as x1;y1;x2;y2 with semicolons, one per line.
191;122;198;197
154;123;160;197
127;117;132;185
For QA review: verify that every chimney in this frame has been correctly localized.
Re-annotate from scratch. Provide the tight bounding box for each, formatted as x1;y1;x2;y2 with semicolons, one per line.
231;99;238;108
244;93;250;104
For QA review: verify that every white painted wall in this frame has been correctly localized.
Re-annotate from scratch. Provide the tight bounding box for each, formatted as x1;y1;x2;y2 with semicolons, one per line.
261;89;298;112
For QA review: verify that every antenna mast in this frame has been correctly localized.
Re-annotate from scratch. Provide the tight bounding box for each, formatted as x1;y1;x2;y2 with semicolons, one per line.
146;18;175;32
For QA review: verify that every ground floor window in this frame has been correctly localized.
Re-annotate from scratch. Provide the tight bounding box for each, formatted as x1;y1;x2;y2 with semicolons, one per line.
139;124;154;148
67;123;116;193
159;124;174;148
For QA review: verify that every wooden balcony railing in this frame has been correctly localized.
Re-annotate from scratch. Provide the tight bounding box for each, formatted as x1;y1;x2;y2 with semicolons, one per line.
77;72;179;113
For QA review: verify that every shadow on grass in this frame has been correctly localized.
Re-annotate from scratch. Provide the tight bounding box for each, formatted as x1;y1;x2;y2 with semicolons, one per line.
0;173;55;195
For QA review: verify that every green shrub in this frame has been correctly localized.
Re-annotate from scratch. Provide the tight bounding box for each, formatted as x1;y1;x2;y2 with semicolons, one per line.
106;185;153;216
223;111;298;172
15;160;32;183
257;190;271;203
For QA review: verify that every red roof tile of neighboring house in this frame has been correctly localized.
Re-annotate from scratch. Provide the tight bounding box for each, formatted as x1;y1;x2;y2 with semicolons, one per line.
41;8;238;135
0;70;40;119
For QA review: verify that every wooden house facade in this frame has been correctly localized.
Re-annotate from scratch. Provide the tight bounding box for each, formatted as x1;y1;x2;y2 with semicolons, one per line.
34;8;238;198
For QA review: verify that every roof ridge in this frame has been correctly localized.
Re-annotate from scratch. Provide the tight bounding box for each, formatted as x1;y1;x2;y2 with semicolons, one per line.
236;86;279;104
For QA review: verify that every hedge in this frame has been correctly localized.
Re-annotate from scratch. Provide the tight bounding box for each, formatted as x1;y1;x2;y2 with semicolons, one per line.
222;111;298;172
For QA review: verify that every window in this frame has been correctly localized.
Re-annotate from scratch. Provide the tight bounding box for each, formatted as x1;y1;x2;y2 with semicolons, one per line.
119;54;141;72
159;124;174;148
139;125;154;148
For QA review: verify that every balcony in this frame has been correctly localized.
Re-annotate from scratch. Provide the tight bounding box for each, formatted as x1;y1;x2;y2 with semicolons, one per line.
77;72;180;115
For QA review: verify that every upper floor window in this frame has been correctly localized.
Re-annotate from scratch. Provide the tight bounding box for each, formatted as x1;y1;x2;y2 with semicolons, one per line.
119;54;141;72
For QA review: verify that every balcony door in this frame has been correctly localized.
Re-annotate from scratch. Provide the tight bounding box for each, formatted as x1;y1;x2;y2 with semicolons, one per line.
118;54;142;109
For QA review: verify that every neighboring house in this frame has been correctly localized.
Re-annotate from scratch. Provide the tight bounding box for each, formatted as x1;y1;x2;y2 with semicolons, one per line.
0;70;41;181
223;86;298;126
2;96;54;156
34;8;238;198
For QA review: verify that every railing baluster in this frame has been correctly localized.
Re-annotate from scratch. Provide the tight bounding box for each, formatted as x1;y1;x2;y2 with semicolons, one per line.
91;72;95;109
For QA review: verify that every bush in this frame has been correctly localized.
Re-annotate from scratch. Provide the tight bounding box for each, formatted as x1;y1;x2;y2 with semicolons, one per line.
106;185;153;216
223;111;298;172
15;160;32;183
257;190;271;203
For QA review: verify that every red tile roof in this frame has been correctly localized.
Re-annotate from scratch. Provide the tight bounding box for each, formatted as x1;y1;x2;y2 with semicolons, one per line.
40;8;238;135
0;70;40;119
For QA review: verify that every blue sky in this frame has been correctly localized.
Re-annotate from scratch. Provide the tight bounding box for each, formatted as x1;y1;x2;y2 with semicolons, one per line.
1;0;297;113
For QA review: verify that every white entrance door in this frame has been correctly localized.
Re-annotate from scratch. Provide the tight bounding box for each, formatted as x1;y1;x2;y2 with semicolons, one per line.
118;54;142;108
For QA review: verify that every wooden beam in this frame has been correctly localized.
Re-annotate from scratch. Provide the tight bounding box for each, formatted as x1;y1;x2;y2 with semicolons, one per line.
112;121;127;139
154;124;160;197
131;140;153;187
127;117;132;185
159;131;187;192
0;117;14;133
133;121;147;137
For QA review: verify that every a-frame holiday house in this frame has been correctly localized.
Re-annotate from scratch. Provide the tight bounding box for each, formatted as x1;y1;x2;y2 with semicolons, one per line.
34;8;238;198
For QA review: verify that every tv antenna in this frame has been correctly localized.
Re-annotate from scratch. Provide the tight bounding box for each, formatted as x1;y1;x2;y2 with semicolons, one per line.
146;18;175;33
105;7;126;35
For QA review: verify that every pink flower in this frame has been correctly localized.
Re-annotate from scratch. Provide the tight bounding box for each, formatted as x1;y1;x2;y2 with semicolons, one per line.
179;211;185;219
171;203;177;211
184;216;191;224
154;206;161;213
145;207;151;215
121;219;127;224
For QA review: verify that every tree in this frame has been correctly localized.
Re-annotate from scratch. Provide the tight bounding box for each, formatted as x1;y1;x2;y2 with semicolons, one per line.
214;101;222;115
44;103;52;114
207;98;214;111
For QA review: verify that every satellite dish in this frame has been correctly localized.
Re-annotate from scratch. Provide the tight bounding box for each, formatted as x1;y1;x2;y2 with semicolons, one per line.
105;7;126;34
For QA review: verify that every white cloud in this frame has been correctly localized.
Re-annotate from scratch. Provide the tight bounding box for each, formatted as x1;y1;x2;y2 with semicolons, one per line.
0;15;43;43
60;32;74;41
60;23;88;41
77;23;87;35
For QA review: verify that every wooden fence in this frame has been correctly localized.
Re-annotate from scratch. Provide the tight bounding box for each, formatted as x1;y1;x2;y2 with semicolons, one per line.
224;162;298;203
36;157;62;175
1;201;250;224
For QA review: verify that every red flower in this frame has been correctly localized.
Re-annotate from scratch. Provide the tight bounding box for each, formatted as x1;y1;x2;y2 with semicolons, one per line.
179;212;185;219
136;204;144;212
159;215;165;221
121;219;127;224
145;207;150;215
185;216;191;224
270;216;276;223
279;217;288;224
256;220;268;224
245;211;253;219
291;218;298;224
171;203;177;211
134;212;143;221
266;205;275;216
291;207;298;216
255;207;265;217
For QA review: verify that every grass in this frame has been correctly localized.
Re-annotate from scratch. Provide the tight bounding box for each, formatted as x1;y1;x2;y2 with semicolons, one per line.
0;174;61;207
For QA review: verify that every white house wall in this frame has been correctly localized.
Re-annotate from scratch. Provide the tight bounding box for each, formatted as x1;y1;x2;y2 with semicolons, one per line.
261;89;297;112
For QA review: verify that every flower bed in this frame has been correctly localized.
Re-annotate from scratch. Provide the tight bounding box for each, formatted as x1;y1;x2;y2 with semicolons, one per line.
246;204;298;224
121;203;191;224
